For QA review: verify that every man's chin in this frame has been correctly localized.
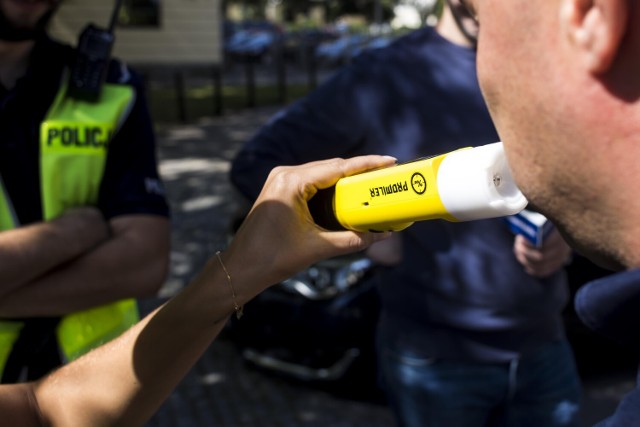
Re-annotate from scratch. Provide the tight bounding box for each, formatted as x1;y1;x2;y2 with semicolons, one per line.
572;244;625;272
0;0;56;41
549;223;624;272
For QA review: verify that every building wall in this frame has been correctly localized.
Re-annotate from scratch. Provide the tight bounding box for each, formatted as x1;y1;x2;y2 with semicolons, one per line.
49;0;222;66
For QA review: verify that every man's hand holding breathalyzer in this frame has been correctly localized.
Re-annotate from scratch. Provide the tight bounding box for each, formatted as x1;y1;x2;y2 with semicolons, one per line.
513;228;573;278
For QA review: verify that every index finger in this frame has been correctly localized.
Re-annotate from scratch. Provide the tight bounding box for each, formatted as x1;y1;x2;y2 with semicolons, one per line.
299;155;397;198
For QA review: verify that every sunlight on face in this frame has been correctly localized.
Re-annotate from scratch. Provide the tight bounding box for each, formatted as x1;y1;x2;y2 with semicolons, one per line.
463;0;627;269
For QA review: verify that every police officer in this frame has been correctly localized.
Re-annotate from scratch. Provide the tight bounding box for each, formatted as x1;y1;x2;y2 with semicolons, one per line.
0;0;170;382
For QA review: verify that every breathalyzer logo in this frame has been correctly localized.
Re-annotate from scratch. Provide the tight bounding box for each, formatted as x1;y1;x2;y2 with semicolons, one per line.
411;172;427;195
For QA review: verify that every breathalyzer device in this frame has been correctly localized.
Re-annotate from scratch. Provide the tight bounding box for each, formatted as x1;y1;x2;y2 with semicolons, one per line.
308;142;528;232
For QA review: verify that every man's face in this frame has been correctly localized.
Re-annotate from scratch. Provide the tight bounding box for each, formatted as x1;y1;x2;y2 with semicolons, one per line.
0;0;58;30
463;0;626;269
463;1;567;202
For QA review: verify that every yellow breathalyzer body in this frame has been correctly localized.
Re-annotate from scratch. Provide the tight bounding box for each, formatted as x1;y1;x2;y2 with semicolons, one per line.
308;142;528;232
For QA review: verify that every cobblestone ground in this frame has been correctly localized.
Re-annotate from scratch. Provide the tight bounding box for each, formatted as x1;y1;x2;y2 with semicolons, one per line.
139;106;636;427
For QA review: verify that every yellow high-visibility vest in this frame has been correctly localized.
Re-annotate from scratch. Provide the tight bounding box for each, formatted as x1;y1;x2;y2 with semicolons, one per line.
0;79;140;378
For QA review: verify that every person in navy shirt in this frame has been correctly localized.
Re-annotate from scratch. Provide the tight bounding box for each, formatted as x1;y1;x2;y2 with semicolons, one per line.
231;1;580;425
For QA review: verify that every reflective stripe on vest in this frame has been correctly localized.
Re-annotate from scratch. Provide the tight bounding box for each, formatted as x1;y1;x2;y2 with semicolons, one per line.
0;176;20;379
0;80;139;375
0;174;18;231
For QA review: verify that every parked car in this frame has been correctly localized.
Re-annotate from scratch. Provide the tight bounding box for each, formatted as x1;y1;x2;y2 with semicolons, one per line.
281;28;339;63
315;33;395;65
315;34;368;65
224;20;284;62
348;35;394;60
224;207;383;395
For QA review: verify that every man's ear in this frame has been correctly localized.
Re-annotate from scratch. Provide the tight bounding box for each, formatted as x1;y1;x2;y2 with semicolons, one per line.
561;0;629;73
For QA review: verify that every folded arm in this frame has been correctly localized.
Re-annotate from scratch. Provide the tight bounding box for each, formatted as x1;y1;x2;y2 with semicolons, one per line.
0;207;109;297
0;213;170;317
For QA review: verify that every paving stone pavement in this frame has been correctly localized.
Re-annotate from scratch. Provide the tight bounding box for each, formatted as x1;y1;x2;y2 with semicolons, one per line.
138;106;636;427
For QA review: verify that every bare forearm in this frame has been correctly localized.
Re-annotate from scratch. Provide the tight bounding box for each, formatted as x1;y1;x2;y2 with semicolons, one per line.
0;215;170;317
0;207;109;296
34;255;251;427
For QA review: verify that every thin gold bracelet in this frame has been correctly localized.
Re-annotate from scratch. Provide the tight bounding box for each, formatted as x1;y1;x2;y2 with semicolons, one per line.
215;251;244;320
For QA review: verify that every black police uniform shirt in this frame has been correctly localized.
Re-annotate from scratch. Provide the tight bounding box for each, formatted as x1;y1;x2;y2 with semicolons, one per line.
0;35;170;382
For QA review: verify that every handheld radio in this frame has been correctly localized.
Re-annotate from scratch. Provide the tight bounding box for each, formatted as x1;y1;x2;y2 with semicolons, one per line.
67;0;124;102
308;142;528;232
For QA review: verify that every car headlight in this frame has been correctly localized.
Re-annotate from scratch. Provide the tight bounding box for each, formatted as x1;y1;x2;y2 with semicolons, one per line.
280;256;375;300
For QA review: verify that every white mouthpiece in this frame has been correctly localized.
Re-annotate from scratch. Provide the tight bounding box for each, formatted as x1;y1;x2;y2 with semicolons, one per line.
437;142;528;221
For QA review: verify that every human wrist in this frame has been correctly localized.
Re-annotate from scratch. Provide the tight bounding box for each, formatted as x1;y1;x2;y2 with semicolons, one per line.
214;251;243;320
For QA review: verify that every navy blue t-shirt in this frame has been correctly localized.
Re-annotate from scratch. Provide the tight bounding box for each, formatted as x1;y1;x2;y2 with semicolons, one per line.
231;27;569;363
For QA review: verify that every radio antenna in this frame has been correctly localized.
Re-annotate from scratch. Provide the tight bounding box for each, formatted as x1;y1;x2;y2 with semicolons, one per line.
108;0;125;34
